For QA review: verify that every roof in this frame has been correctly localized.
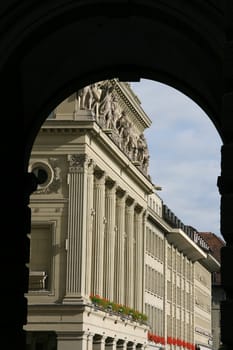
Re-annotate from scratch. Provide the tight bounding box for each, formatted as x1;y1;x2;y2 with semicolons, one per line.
198;232;225;263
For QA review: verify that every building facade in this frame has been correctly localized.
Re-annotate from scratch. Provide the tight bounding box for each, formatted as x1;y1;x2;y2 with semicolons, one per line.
199;232;226;350
25;79;220;350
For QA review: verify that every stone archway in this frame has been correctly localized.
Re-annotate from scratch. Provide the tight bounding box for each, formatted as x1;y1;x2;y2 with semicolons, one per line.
0;1;232;349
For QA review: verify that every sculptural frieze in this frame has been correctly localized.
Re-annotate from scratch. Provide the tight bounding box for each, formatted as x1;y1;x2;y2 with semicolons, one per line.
77;80;150;176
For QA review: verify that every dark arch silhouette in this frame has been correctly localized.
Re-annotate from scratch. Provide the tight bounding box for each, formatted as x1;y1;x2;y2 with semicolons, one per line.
0;1;232;349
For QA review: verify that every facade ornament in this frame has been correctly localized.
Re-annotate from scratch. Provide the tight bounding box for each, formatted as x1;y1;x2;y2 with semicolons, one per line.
76;79;150;176
34;158;62;194
68;154;89;172
94;168;105;180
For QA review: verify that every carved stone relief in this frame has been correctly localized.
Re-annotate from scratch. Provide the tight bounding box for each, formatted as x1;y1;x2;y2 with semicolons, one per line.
33;158;62;194
77;80;150;176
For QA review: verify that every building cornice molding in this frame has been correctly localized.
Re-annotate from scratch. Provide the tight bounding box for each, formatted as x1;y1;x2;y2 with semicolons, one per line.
111;79;152;130
40;119;155;195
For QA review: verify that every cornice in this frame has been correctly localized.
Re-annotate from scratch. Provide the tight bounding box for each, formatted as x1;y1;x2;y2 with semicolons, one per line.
111;78;152;130
38;118;154;195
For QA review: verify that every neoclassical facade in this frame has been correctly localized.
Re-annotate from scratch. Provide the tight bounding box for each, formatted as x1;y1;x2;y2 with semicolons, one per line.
25;80;220;350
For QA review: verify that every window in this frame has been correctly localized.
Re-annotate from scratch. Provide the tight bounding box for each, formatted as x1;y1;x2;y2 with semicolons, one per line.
28;223;52;291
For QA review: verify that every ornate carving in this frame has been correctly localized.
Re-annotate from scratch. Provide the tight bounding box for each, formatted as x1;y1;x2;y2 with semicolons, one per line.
126;196;134;207
105;178;116;190
76;79;151;176
68;154;89;172
34;158;62;194
94;168;105;180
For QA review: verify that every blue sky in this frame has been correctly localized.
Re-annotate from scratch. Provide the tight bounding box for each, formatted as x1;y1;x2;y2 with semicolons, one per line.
130;79;223;238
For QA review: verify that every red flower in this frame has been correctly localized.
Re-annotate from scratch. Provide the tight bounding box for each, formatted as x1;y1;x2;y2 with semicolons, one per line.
160;337;166;345
167;336;172;345
176;338;181;346
147;332;153;341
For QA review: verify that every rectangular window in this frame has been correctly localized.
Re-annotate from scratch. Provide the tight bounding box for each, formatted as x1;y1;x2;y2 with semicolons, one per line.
28;223;52;291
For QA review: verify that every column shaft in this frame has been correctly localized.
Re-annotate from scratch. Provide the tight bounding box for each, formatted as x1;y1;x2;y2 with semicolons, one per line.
103;180;116;300
92;170;105;296
134;208;143;312
87;333;94;350
65;154;88;299
125;198;135;307
114;190;126;304
85;161;94;296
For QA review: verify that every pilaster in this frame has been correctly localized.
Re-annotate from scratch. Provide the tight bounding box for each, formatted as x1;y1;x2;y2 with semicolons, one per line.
114;188;126;304
64;154;89;301
125;196;135;308
134;205;144;312
87;333;95;350
103;179;117;300
92;169;105;296
85;160;95;296
142;210;148;314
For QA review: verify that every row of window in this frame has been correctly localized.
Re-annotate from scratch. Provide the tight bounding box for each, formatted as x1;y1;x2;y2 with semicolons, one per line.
167;314;193;341
148;197;162;216
167;281;192;311
146;227;164;262
145;303;163;336
167;247;193;281
145;265;164;298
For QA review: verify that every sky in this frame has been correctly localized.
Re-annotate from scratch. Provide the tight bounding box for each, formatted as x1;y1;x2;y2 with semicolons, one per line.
130;79;223;238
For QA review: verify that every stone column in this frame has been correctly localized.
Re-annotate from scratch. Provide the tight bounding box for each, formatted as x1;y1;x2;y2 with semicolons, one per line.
125;196;135;308
64;154;89;301
57;331;88;350
103;179;116;300
85;160;95;297
134;205;143;312
142;210;148;315
91;169;105;296
87;333;94;350
114;188;126;304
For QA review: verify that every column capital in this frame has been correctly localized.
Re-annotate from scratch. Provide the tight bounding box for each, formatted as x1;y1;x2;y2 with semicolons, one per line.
106;178;117;190
116;187;127;199
126;195;134;207
135;203;144;214
94;168;105;180
68;153;90;172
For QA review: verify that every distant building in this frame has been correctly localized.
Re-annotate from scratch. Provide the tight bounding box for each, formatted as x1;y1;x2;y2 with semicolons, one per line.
25;79;220;350
199;232;226;350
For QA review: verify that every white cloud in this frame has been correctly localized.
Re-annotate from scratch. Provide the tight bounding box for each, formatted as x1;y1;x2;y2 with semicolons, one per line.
130;79;222;237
